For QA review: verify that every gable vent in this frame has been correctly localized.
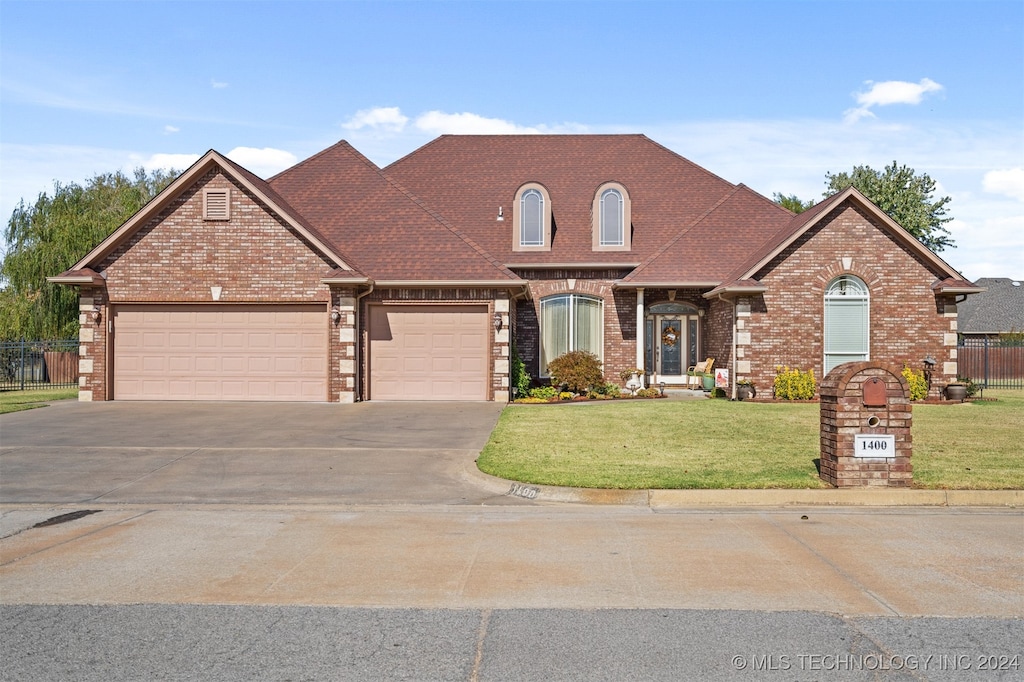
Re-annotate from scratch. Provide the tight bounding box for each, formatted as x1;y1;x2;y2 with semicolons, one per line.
203;188;231;220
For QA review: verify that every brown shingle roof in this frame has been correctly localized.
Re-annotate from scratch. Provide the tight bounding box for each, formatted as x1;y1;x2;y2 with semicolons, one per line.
624;184;794;284
270;141;519;283
384;135;745;269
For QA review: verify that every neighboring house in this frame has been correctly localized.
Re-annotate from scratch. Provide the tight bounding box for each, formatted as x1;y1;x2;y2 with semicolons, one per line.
51;134;981;403
956;278;1024;339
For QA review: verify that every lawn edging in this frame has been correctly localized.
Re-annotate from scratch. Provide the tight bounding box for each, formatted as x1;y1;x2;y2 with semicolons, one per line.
467;459;1023;508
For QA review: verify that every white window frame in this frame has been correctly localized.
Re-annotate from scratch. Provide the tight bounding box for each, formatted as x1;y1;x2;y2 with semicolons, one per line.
824;275;870;374
599;188;624;246
539;294;604;377
592;182;631;251
512;183;552;251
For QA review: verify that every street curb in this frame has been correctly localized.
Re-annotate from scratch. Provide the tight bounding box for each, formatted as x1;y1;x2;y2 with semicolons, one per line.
466;461;1023;508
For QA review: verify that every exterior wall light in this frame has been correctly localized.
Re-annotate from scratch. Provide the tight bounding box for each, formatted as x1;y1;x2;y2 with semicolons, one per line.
493;313;503;331
330;307;341;324
88;305;101;325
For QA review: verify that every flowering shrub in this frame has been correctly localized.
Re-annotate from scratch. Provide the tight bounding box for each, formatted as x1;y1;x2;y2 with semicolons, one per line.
902;364;928;401
773;366;816;400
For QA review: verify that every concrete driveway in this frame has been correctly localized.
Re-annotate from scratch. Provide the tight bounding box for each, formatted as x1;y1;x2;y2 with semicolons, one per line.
0;400;512;506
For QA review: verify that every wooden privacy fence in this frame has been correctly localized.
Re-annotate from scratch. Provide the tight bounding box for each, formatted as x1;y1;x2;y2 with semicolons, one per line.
0;339;79;391
957;338;1024;389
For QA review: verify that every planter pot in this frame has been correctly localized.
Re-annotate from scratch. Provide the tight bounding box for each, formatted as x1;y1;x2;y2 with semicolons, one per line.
737;385;755;401
944;384;968;402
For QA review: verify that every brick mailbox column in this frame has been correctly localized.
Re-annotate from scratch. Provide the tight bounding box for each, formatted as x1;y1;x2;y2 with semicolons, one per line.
819;362;912;487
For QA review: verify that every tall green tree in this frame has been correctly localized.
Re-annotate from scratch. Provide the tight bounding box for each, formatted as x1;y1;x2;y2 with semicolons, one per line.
825;161;954;253
772;192;815;214
1;168;177;340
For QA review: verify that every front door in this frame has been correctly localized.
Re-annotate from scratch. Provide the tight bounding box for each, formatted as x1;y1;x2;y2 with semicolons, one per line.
646;309;700;383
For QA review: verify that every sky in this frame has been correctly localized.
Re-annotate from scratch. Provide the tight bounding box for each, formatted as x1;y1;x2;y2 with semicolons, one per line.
1;0;1022;280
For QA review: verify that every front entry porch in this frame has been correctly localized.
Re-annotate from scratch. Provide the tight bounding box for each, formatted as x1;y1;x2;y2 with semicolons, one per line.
643;301;703;387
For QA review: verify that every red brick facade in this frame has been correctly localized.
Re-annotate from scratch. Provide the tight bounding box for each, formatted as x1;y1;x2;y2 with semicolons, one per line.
57;139;973;404
738;204;956;398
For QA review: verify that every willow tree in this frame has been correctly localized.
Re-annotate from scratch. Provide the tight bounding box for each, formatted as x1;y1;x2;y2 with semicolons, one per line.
1;168;177;340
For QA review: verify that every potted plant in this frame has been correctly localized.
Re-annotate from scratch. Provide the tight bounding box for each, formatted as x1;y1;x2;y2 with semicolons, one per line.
944;382;968;402
618;367;646;394
737;379;756;401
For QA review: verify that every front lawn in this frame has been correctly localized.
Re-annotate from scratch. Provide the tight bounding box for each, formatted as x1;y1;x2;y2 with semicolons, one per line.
0;387;78;414
477;390;1024;490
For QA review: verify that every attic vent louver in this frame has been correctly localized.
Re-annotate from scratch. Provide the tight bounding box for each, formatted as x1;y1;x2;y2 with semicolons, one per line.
203;188;231;220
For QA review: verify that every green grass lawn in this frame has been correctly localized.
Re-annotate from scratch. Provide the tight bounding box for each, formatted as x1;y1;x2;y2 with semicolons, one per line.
478;390;1024;490
0;387;79;414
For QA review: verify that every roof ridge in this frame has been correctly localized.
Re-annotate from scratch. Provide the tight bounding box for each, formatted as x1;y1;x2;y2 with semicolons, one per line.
269;139;370;183
624;184;744;282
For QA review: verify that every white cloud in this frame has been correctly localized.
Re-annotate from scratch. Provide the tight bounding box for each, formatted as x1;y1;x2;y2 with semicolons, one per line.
844;78;944;124
224;147;298;177
163;125;180;135
342;107;409;133
211;79;228;89
414;111;541;135
142;153;201;172
983;168;1024;201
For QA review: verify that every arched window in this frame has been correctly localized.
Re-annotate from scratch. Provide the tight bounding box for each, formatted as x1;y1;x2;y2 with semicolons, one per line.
824;275;869;374
592;182;631;251
539;294;603;375
513;183;552;251
600;188;623;246
521;189;544;246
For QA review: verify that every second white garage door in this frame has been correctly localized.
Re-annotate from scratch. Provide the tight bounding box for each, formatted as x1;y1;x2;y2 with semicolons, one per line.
369;305;488;400
113;304;327;401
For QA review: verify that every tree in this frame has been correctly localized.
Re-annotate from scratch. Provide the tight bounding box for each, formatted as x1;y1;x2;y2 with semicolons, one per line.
1;168;177;340
772;192;815;214
824;161;954;253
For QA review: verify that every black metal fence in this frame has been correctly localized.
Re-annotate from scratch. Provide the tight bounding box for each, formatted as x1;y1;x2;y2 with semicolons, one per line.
957;337;1024;389
0;339;80;391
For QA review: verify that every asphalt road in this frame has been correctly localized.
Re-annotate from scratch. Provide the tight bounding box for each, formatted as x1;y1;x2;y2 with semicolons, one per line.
3;604;1021;681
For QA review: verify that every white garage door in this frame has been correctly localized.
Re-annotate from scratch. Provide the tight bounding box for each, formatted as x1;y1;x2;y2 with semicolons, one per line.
113;304;327;401
369;305;488;401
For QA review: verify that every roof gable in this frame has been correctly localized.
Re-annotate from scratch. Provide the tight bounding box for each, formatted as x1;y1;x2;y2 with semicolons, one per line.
269;141;520;283
64;150;361;276
720;187;972;288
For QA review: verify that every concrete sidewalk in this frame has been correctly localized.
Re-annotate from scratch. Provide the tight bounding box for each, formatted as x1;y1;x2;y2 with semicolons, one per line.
2;504;1021;617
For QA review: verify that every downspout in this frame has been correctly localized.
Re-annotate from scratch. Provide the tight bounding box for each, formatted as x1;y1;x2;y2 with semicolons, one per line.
636;288;645;388
718;293;737;400
354;283;375;402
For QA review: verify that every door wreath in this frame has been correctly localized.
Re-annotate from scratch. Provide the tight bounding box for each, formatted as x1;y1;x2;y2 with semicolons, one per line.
661;325;678;347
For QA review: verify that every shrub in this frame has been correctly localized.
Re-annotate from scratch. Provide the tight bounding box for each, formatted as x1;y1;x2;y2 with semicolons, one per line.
559;391;574;401
587;382;622;400
546;350;604;394
902;363;928;401
528;385;558;400
773;366;816;400
957;375;980;397
635;387;661;398
510;342;531;398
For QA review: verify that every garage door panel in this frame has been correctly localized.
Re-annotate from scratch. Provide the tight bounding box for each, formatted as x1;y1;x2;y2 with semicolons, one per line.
114;304;326;401
370;305;487;401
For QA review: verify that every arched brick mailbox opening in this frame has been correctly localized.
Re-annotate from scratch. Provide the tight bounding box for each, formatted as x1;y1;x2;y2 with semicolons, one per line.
820;362;912;487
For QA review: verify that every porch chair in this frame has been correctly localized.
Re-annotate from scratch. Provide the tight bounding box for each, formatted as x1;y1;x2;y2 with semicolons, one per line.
686;358;715;390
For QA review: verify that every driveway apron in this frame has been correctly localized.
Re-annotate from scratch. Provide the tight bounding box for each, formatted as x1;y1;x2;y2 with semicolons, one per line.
0;401;508;506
